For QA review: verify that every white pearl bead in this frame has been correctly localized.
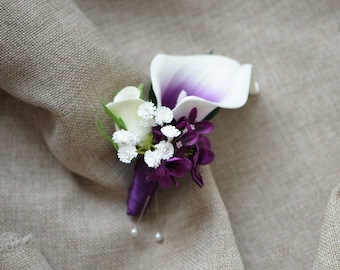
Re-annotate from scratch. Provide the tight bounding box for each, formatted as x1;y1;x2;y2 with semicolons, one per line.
155;232;163;242
131;227;138;237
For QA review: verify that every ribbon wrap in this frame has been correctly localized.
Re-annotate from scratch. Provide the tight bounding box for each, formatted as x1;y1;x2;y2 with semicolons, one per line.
127;157;158;216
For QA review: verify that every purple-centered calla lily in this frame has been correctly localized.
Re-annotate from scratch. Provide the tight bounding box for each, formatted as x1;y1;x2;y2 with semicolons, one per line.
151;54;253;121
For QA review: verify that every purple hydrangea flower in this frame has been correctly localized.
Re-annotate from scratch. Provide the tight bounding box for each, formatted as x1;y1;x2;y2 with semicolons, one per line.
150;108;214;188
174;108;215;187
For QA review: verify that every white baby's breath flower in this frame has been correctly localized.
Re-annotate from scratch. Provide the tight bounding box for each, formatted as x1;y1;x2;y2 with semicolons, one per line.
155;140;174;160
155;106;173;126
144;150;162;168
112;130;139;146
140;118;156;127
117;145;138;163
137;102;156;120
160;125;181;139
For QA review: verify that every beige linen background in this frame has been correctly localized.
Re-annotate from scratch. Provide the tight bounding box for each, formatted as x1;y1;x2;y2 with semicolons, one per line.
0;0;339;269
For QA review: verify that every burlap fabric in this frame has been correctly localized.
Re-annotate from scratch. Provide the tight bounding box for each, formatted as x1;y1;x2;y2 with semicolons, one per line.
0;233;52;270
0;0;339;269
314;184;340;269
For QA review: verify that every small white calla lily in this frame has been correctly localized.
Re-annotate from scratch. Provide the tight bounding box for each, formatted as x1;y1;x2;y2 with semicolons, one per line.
106;86;151;141
150;54;254;121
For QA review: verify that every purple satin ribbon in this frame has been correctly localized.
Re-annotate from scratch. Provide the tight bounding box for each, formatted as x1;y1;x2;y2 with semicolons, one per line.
127;158;158;216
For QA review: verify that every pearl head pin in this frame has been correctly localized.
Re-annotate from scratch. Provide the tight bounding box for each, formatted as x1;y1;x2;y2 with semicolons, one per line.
155;232;163;242
131;227;138;237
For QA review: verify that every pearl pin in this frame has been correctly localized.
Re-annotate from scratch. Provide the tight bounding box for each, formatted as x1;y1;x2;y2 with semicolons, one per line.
155;232;163;242
131;227;138;237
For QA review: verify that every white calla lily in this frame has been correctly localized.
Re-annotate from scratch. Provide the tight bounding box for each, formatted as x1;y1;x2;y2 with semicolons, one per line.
106;86;151;141
150;54;254;121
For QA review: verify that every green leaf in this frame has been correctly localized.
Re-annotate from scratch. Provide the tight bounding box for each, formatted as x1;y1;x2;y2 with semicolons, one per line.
148;85;157;106
92;108;118;150
137;83;144;98
204;107;220;120
99;99;127;130
208;50;214;55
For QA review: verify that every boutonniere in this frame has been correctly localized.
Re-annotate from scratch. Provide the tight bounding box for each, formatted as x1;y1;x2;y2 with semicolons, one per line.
96;54;258;240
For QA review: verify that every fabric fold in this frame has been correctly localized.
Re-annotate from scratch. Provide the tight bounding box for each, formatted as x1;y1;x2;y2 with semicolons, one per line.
0;233;53;270
0;0;243;269
0;0;148;189
313;184;340;270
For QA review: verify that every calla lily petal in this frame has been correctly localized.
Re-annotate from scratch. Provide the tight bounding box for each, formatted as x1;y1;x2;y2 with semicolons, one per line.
151;54;252;121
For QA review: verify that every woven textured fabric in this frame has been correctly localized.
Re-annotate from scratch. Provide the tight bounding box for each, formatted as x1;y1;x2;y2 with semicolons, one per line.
0;0;243;269
313;184;340;270
0;233;52;270
0;0;148;187
1;0;339;269
75;0;340;269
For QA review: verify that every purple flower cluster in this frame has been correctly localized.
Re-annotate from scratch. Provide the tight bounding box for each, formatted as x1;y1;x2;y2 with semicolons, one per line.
148;108;214;188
